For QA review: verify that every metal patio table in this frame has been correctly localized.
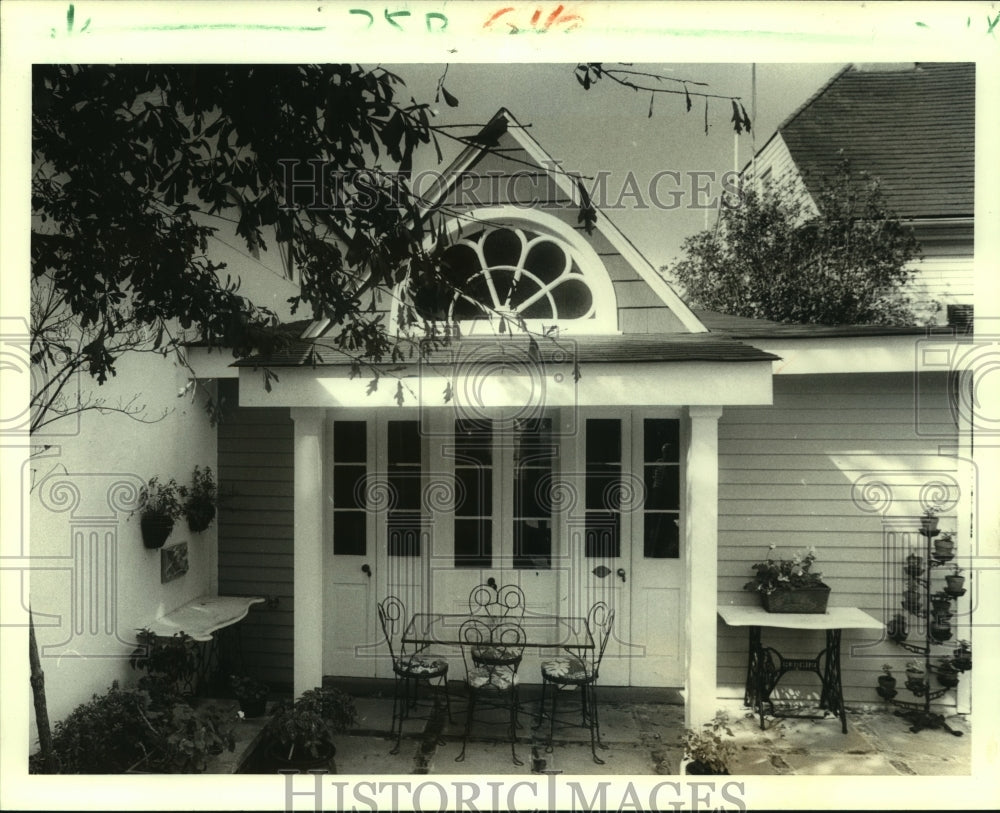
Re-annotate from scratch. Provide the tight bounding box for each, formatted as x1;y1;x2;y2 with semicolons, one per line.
402;612;594;651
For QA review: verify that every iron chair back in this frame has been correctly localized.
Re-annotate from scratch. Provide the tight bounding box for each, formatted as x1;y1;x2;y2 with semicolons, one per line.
584;600;615;678
468;583;526;619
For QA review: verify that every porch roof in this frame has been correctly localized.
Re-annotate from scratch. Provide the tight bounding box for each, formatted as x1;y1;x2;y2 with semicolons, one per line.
232;332;781;369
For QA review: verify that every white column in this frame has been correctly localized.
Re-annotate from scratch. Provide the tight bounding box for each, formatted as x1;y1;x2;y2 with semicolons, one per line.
291;407;326;697
684;405;722;728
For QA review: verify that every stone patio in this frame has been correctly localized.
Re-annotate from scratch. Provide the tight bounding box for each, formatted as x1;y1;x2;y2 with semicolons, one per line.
209;680;972;776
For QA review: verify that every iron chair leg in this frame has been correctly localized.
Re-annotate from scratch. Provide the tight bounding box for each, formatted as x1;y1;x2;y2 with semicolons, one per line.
389;674;404;754
456;689;476;762
510;686;523;766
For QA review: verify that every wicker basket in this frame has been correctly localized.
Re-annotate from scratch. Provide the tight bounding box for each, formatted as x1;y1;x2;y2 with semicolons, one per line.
761;585;831;614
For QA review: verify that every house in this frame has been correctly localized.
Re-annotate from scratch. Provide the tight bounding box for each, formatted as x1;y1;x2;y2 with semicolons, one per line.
743;62;974;326
26;64;977;748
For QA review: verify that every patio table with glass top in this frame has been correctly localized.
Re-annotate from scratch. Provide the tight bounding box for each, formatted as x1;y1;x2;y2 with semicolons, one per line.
718;605;883;734
402;613;594;651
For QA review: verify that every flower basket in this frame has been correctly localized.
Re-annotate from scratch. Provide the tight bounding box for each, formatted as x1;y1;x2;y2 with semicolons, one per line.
761;584;830;614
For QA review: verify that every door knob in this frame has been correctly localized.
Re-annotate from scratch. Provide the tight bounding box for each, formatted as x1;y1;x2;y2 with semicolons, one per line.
487;576;497;590
361;564;371;578
617;568;626;583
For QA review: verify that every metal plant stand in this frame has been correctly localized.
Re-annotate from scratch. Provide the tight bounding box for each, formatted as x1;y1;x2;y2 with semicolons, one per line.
879;519;969;736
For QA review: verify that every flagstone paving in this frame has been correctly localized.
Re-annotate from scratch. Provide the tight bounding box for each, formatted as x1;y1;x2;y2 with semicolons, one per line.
215;684;971;776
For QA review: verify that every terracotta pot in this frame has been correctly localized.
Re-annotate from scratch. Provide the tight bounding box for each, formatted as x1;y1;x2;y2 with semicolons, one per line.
140;513;174;549
920;515;939;533
936;669;959;689
945;576;965;595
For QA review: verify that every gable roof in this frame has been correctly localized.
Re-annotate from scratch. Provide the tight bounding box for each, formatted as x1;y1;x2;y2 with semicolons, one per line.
762;62;974;220
418;108;709;334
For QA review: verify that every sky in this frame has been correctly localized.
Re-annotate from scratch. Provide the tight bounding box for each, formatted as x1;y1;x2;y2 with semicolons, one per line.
385;62;846;269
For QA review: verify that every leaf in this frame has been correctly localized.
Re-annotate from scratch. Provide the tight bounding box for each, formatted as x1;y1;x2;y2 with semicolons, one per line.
648;93;654;118
572;361;582;382
704;97;709;135
443;381;453;404
395;381;405;407
440;86;459;108
740;102;752;132
685;84;692;112
731;100;743;134
366;376;379;395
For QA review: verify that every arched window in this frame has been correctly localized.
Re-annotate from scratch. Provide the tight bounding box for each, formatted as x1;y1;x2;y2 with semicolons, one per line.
407;209;618;334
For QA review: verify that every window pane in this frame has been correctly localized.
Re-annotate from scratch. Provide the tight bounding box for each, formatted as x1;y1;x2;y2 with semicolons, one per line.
514;519;551;569
333;511;366;555
644;514;679;559
388;513;421;557
586;419;621;463
584;512;620;558
644;418;679;463
388;421;421;465
333;421;366;462
585;466;620;510
455;467;491;516
389;471;421;511
455;518;492;568
454;419;492;464
644;465;679;510
332;465;366;508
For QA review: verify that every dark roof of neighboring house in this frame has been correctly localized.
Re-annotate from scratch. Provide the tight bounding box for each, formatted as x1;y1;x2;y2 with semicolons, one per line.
694;309;965;339
767;62;974;220
233;331;781;368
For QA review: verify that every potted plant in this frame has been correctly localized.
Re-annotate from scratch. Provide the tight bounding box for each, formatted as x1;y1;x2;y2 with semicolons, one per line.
743;545;830;613
944;564;966;596
136;477;183;549
953;640;972;672
680;711;736;775
876;664;897;700
934;658;959;689
904;660;927;694
129;629;199;704
182;465;217;533
904;551;924;576
886;613;908;642
932;530;955;562
900;583;923;615
230;673;270;719
920;506;941;534
930;591;953;617
929;616;952;643
264;687;357;772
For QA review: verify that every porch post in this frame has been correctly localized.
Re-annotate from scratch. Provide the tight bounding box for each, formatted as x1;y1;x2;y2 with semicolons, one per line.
684;405;722;728
290;407;325;696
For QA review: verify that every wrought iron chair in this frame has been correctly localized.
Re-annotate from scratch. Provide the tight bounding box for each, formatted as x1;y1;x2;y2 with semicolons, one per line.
534;601;615;764
468;583;526;669
377;595;452;754
455;616;526;765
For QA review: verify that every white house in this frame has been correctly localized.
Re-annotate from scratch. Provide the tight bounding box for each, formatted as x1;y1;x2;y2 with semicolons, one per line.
27;64;978;748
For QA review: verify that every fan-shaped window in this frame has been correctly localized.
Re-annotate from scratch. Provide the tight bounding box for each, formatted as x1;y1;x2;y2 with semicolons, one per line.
410;215;616;333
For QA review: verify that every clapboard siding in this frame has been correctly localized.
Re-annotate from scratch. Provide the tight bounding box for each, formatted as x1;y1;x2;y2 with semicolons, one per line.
217;391;295;690
718;372;960;708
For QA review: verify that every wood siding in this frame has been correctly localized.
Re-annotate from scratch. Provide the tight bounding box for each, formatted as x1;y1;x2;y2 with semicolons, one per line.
217;384;295;690
717;372;962;708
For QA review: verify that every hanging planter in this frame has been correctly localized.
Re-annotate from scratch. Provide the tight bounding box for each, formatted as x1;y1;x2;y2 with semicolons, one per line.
135;477;183;549
182;466;217;533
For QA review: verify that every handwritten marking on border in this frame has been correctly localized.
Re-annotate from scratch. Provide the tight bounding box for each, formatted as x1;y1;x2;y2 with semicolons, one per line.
483;4;582;33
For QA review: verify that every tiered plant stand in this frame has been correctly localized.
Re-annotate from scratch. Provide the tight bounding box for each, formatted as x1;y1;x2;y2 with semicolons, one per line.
879;519;968;736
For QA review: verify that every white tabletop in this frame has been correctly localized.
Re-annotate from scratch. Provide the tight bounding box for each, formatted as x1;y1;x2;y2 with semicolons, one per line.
717;605;884;631
146;594;265;642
